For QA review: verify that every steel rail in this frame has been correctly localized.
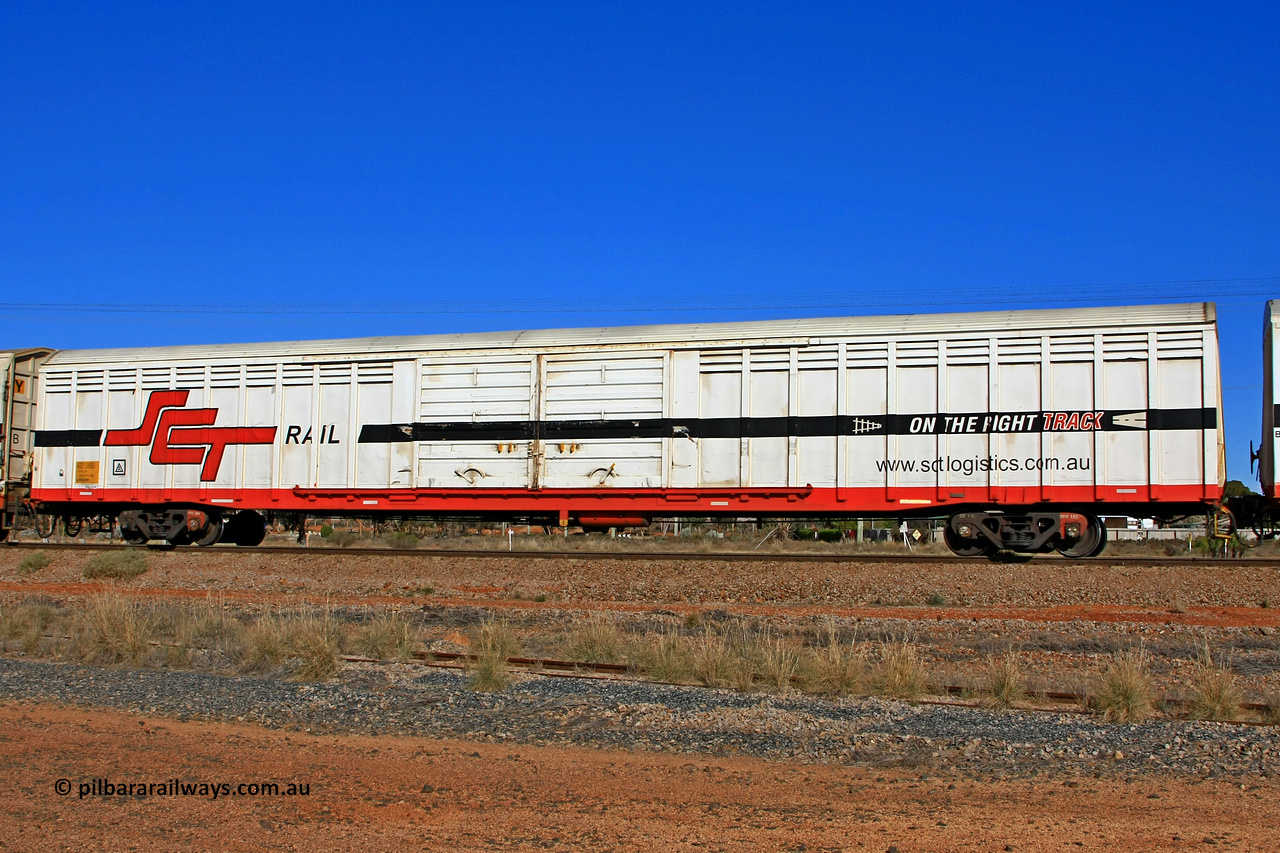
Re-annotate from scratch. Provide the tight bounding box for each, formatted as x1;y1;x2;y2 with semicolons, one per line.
3;539;1277;567
22;632;1278;723
350;650;1277;720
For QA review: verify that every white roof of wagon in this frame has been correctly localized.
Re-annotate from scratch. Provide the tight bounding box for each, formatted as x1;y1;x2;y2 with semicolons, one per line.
46;302;1215;365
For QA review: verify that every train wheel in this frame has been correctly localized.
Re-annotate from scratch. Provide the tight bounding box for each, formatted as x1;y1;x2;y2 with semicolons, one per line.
194;517;224;547
118;517;148;546
1055;514;1107;558
63;516;83;537
226;510;266;547
943;525;992;558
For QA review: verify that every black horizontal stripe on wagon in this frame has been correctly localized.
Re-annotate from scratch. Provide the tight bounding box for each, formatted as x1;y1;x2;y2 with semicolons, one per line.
355;407;1216;444
33;408;1215;448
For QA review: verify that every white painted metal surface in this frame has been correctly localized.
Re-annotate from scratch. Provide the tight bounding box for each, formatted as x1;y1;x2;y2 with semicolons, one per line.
1262;300;1279;497
32;304;1224;502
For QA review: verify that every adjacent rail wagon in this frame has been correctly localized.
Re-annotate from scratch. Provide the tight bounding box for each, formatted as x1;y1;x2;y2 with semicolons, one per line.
1258;300;1280;502
1;348;53;539
16;303;1224;555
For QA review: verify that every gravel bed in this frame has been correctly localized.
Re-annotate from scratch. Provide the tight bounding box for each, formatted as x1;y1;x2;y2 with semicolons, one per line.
2;658;1276;782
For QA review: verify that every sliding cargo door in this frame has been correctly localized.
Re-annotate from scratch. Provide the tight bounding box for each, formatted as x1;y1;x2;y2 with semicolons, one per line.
415;356;537;489
539;352;666;489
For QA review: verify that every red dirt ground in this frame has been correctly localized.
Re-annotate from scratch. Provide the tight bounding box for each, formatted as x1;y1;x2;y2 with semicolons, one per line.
3;701;1276;852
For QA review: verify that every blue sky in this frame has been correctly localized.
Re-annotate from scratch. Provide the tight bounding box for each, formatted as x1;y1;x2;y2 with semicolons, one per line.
2;3;1277;486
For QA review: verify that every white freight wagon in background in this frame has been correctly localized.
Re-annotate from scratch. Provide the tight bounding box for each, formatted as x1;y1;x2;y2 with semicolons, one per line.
1;348;53;540
25;303;1223;556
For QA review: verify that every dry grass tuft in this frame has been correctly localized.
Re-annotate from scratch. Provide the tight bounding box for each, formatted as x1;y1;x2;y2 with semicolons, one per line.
287;609;343;681
238;611;289;672
563;615;626;664
82;550;148;580
634;630;692;683
232;606;342;680
754;633;801;693
1;601;58;653
982;652;1028;709
874;638;927;701
1094;648;1154;723
1260;691;1280;725
467;616;520;692
70;593;156;664
799;623;869;697
16;551;51;576
798;622;870;696
164;598;242;668
690;629;736;688
352;612;417;661
1188;640;1243;722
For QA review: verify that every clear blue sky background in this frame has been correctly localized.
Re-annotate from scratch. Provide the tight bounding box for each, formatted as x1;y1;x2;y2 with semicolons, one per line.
2;3;1277;488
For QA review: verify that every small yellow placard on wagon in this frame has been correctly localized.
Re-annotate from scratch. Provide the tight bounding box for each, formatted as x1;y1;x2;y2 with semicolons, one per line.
75;461;100;484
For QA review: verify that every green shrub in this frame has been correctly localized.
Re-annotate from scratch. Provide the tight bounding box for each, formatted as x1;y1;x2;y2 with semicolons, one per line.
320;524;334;538
817;528;843;543
17;551;51;576
793;528;816;540
83;550;149;580
383;531;421;550
327;529;359;547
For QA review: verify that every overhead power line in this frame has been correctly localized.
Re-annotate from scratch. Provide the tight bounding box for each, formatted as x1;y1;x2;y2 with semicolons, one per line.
2;276;1277;318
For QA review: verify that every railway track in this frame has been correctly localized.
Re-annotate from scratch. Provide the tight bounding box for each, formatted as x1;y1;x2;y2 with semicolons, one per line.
351;649;1278;721
4;539;1274;567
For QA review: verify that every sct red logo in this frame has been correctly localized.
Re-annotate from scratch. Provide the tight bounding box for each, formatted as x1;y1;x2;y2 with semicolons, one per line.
105;390;277;482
